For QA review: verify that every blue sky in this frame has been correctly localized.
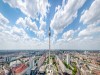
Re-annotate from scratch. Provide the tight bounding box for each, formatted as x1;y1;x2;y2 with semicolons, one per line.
0;0;100;50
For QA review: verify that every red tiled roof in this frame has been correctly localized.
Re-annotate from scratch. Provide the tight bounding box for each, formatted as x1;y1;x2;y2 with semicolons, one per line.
12;64;28;73
93;70;100;75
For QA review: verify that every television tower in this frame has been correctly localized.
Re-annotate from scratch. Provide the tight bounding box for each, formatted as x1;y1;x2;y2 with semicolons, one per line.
48;27;51;69
46;27;53;75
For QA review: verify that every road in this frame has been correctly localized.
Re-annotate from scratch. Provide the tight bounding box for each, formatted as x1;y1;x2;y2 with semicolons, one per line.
55;56;64;75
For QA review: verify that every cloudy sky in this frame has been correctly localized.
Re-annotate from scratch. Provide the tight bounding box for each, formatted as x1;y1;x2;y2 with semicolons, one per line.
0;0;100;50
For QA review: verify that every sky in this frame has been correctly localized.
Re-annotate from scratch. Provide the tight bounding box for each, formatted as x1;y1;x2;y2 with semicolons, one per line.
0;0;100;50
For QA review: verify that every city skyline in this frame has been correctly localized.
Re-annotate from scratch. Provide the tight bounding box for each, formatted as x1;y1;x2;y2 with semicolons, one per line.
0;0;100;50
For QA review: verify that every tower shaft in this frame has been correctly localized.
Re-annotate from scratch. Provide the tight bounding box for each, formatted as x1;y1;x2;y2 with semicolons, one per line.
49;27;51;68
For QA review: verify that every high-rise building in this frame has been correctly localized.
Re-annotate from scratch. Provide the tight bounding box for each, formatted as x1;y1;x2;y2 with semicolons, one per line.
66;54;70;64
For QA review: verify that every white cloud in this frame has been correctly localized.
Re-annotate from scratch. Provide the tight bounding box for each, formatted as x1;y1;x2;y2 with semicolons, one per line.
1;0;100;50
16;17;46;39
3;0;50;41
11;26;29;39
0;29;48;49
50;0;86;36
39;17;46;31
25;17;38;32
0;17;46;50
0;13;9;25
0;23;41;50
0;14;29;42
62;30;74;41
0;25;29;41
78;0;100;40
83;36;93;40
16;17;26;28
0;35;100;50
37;30;45;40
0;25;4;31
50;37;100;50
38;18;46;39
0;24;100;50
3;0;50;20
80;0;100;25
0;13;10;36
3;0;50;40
78;24;100;37
16;17;38;32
